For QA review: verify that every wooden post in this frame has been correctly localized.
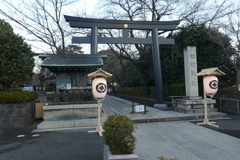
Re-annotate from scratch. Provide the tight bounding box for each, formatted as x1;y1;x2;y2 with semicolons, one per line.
88;100;104;136
197;76;219;128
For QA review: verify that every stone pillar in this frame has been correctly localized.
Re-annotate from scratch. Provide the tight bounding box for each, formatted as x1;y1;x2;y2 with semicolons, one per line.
173;46;217;113
184;46;199;96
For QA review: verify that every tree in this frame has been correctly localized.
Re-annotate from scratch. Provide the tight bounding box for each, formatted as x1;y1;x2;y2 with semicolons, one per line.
208;8;240;84
0;19;34;90
0;0;77;54
97;0;239;63
161;24;235;86
112;24;236;89
56;44;84;54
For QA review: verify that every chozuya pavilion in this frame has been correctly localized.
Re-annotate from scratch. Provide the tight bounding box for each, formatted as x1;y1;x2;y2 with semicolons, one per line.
36;54;107;130
39;54;107;94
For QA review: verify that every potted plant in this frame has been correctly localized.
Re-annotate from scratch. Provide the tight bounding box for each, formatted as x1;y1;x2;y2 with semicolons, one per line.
103;114;139;160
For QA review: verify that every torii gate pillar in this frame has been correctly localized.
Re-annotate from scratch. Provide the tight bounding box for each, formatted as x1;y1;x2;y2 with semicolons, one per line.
152;28;164;106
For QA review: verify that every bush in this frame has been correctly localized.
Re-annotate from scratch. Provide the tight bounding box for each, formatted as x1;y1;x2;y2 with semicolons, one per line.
0;91;38;104
117;87;156;100
103;114;136;155
158;156;178;160
217;86;240;95
116;83;185;101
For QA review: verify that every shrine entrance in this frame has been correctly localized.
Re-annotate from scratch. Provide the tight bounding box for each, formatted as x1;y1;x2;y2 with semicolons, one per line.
64;15;180;106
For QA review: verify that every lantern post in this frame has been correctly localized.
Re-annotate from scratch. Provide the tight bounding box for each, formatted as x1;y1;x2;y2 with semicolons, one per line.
196;67;225;128
87;68;112;136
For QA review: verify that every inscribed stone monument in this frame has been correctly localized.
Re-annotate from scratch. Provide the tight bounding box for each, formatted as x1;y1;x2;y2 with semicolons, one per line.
184;46;199;97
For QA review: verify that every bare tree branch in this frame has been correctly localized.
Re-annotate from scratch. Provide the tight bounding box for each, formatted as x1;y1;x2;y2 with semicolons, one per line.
0;0;77;54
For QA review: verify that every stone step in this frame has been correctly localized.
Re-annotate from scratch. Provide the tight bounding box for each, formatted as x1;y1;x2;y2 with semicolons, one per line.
34;118;106;132
174;107;218;113
130;112;227;123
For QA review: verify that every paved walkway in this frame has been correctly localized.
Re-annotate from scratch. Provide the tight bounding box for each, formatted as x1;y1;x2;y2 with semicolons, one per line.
1;95;240;160
102;95;240;160
102;95;226;123
134;121;240;160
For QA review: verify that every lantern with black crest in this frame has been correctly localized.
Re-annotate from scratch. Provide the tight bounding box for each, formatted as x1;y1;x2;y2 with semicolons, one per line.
87;68;112;137
197;67;225;128
88;68;112;100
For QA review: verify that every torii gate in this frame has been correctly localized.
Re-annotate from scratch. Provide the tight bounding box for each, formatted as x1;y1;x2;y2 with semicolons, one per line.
64;15;180;106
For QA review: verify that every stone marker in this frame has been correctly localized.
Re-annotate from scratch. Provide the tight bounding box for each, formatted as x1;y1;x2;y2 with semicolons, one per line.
184;46;199;97
173;46;217;113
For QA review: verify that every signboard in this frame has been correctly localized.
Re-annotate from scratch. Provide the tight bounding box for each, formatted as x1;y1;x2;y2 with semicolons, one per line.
134;105;145;112
22;87;33;92
66;84;71;89
238;84;240;91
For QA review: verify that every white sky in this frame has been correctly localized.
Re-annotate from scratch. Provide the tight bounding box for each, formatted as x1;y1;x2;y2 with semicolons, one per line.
0;0;101;54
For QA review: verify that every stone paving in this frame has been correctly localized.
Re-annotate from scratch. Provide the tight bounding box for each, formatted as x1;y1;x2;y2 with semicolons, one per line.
134;121;240;160
35;94;227;131
102;95;227;123
102;95;240;160
2;94;240;160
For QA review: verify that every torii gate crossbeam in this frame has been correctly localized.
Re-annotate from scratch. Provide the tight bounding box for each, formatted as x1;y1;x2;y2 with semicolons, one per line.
65;15;180;106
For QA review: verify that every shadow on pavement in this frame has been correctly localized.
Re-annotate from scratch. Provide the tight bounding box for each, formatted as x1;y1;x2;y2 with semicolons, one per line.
192;114;240;139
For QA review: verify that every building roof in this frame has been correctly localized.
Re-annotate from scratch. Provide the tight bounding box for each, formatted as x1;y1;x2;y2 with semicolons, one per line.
38;54;107;60
41;57;103;69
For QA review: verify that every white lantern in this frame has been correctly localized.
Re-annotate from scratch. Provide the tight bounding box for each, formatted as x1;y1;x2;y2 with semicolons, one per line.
92;77;107;99
203;76;218;95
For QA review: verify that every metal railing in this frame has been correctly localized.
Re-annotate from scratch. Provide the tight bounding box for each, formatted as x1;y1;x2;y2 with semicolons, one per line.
213;97;240;115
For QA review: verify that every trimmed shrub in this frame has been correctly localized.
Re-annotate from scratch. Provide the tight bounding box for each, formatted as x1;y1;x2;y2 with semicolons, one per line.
103;114;136;155
217;86;240;95
215;86;240;99
158;156;178;160
0;91;38;104
163;83;185;101
116;83;185;101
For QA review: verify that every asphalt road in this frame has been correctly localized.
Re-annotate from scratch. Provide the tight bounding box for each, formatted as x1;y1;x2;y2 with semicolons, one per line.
0;121;103;160
192;114;240;139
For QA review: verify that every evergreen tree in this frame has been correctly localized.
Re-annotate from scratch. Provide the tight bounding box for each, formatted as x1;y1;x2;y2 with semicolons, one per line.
0;19;34;90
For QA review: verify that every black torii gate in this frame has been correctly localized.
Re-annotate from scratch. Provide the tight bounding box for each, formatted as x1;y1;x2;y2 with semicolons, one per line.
64;15;180;106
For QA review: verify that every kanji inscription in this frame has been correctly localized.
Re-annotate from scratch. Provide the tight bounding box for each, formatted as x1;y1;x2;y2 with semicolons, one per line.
184;46;199;96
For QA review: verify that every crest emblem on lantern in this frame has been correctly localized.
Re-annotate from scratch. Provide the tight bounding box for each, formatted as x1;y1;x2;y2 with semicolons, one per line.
96;83;106;93
209;80;218;89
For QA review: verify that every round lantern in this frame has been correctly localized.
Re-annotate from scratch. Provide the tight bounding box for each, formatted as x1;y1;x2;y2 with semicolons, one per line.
92;77;107;99
203;76;218;95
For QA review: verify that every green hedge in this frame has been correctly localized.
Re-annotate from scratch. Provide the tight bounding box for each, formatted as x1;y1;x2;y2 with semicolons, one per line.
116;83;185;101
164;83;185;101
218;86;240;95
117;87;156;99
116;85;240;101
0;91;38;104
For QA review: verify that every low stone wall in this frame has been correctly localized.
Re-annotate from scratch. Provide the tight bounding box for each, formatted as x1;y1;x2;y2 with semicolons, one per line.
43;103;98;121
0;101;35;128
